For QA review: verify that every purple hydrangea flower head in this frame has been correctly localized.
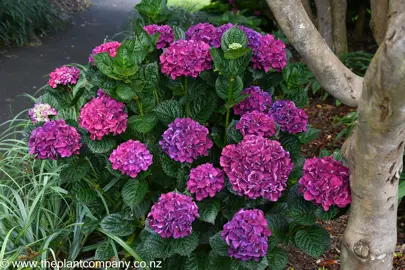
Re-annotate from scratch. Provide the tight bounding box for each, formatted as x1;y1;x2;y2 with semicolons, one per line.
160;118;213;163
48;65;81;88
270;100;308;134
252;34;287;72
299;156;351;211
109;140;153;178
147;192;199;238
222;209;271;261
233;86;272;115
28;103;58;123
88;41;121;63
186;163;224;201
220;135;293;201
237;25;262;51
160;40;212;80
28;119;81;160
79;90;128;140
185;23;217;47
236;110;276;137
211;23;233;48
143;24;174;49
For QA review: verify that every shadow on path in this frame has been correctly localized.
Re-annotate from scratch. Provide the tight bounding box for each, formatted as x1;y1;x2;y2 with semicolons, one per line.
0;0;139;123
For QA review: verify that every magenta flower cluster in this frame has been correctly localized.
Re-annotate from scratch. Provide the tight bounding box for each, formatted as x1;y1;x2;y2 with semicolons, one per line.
222;209;271;261
29;120;81;160
79;90;128;140
48;65;80;88
220;135;293;201
211;23;233;48
233;86;272;115
109;140;153;178
238;25;262;51
160;40;212;80
160;118;213;163
144;24;174;49
252;34;287;72
88;41;121;63
28;103;58;123
270;100;308;134
147;192;199;239
186;163;224;201
299;156;351;211
185;23;217;47
236;110;276;137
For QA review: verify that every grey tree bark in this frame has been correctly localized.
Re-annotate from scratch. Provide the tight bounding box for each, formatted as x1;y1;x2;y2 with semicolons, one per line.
301;0;316;26
370;0;390;45
265;0;405;269
314;0;334;47
331;0;348;56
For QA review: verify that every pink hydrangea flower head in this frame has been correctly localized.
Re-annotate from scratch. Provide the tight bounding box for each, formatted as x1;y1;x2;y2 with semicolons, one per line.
28;119;81;160
109;140;153;178
299;156;351;211
48;65;81;88
143;24;174;49
233;86;272;115
236;110;276;137
211;23;233;48
222;209;271;261
270;100;308;134
160;118;213;163
252;34;287;72
88;41;121;63
220;135;293;201
160;40;212;80
28;103;58;123
185;23;217;47
147;192;199;238
186;163;225;201
79;90;128;140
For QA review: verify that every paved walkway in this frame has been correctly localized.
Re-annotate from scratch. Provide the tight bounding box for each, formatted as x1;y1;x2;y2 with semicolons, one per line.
0;0;139;123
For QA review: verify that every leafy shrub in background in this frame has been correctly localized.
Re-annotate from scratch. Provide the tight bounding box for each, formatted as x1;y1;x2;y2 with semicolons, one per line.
1;0;353;268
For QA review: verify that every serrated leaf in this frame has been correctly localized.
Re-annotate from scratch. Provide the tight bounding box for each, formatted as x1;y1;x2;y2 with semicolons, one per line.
314;206;338;220
154;100;183;125
190;93;218;124
176;168;188;192
215;76;243;101
208;250;231;270
93;52;118;79
95;241;114;260
209;231;229;257
122;179;149;206
100;213;137;237
128;114;157;133
173;25;185;40
266;246;288;270
332;149;343;161
279;134;301;159
227;120;243;144
196;198;220;224
170;232;199;256
60;163;89;182
71;181;97;203
266;214;289;242
294;225;331;257
160;154;179;178
231;257;268;270
221;27;248;51
319;149;331;157
224;47;251;60
289;199;316;225
116;83;136;102
298;125;321;143
82;219;99;234
138;231;174;260
87;137;116;154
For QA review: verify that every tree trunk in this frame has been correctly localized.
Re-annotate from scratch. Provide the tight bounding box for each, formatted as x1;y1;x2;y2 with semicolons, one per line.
314;0;334;48
354;5;367;41
370;0;389;45
301;0;316;26
340;2;405;268
331;0;348;56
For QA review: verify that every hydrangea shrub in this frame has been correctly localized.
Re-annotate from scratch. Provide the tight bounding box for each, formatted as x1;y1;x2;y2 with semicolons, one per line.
24;0;351;268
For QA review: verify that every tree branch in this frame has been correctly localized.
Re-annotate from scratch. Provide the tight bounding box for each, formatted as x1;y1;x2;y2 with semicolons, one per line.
370;0;389;45
265;0;363;107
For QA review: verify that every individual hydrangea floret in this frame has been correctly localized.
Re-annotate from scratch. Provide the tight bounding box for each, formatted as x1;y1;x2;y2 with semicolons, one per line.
211;23;233;48
28;103;58;123
185;23;217;47
143;24;174;49
270;100;308;134
160;40;212;80
299;156;351;211
88;41;121;62
220;135;293;201
233;86;272;115
222;209;271;261
48;65;80;88
252;34;287;72
236;110;276;137
109;140;153;178
160;118;213;163
186;163;224;201
79;90;128;140
147;192;199;239
28;119;81;160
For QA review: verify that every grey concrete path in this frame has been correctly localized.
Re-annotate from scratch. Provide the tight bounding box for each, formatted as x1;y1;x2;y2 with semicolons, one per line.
0;0;139;123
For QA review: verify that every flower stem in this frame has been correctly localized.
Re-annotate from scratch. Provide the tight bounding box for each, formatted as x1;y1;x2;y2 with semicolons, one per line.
184;77;190;118
153;88;160;104
134;96;144;117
